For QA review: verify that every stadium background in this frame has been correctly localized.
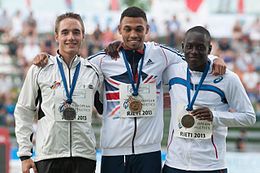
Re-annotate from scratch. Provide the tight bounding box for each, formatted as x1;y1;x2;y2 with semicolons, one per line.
0;0;259;172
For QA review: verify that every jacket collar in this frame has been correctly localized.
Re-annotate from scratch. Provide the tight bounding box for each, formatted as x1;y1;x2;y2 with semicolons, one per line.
56;50;81;68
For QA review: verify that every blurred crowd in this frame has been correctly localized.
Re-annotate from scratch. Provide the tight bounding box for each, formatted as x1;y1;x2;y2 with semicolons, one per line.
0;9;259;128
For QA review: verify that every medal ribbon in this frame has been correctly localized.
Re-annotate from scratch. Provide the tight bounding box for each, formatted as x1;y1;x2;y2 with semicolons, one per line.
56;57;81;104
186;61;210;111
121;46;145;96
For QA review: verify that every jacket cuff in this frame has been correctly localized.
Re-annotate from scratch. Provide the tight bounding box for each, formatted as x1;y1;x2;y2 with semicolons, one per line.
20;156;31;161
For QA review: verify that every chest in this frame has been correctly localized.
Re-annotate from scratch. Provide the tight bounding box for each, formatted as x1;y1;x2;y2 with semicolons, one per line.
37;65;97;98
101;53;166;85
170;73;226;106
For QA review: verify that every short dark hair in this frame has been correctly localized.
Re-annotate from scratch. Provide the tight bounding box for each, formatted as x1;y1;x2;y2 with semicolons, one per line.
120;6;147;22
55;12;85;34
185;26;211;43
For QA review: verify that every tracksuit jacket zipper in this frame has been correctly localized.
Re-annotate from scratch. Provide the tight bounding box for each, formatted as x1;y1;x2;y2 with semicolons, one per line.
68;65;72;157
127;49;142;154
132;117;137;153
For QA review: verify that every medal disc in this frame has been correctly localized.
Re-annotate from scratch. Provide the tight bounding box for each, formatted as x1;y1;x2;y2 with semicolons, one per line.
181;114;195;128
63;107;76;120
129;99;142;113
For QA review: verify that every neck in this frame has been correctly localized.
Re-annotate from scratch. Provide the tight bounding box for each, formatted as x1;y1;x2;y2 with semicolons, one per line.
59;51;77;66
63;56;73;66
190;63;207;72
123;44;144;51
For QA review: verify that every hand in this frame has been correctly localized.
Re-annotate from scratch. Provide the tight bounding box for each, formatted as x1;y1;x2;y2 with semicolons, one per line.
191;107;213;122
212;57;226;75
32;52;49;67
104;40;123;60
22;158;38;173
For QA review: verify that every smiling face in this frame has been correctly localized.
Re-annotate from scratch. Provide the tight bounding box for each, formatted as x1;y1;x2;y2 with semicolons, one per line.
183;31;212;71
55;18;84;60
118;16;149;50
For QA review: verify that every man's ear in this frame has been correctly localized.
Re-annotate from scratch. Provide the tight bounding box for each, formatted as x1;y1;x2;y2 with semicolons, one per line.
181;42;184;51
208;45;212;54
145;24;150;34
118;25;122;35
55;33;58;42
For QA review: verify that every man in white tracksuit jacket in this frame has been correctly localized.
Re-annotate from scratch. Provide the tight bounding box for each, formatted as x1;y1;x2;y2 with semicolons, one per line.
14;12;103;173
163;26;256;173
89;7;226;173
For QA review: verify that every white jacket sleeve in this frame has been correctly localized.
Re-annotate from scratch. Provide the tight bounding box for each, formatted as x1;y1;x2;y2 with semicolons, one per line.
88;54;105;94
14;65;40;157
158;44;184;66
212;71;256;127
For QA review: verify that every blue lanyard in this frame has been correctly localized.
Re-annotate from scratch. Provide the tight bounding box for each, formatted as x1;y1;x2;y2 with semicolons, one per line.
186;61;210;111
56;57;81;104
121;47;145;96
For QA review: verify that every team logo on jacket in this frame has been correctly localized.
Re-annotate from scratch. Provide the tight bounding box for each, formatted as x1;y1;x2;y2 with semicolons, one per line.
50;81;61;89
213;76;223;83
146;59;154;66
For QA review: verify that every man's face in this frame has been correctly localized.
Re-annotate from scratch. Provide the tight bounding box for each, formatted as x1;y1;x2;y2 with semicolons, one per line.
55;18;84;58
118;17;149;50
183;32;211;71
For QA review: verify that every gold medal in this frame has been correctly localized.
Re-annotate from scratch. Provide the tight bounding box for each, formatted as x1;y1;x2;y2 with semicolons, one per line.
181;114;195;128
129;96;142;113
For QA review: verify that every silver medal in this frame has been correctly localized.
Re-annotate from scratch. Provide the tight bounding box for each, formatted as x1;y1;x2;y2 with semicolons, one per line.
63;107;76;120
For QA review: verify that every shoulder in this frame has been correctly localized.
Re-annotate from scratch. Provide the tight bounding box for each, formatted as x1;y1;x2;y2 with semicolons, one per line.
166;61;187;73
88;51;107;61
29;55;57;74
223;69;240;81
217;69;242;87
28;64;42;74
145;42;184;59
23;64;45;83
145;42;179;52
82;58;102;77
160;44;183;56
37;54;56;71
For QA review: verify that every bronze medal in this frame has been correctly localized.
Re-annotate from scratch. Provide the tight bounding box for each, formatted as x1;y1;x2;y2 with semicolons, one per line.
181;114;195;128
129;96;142;113
63;107;76;120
